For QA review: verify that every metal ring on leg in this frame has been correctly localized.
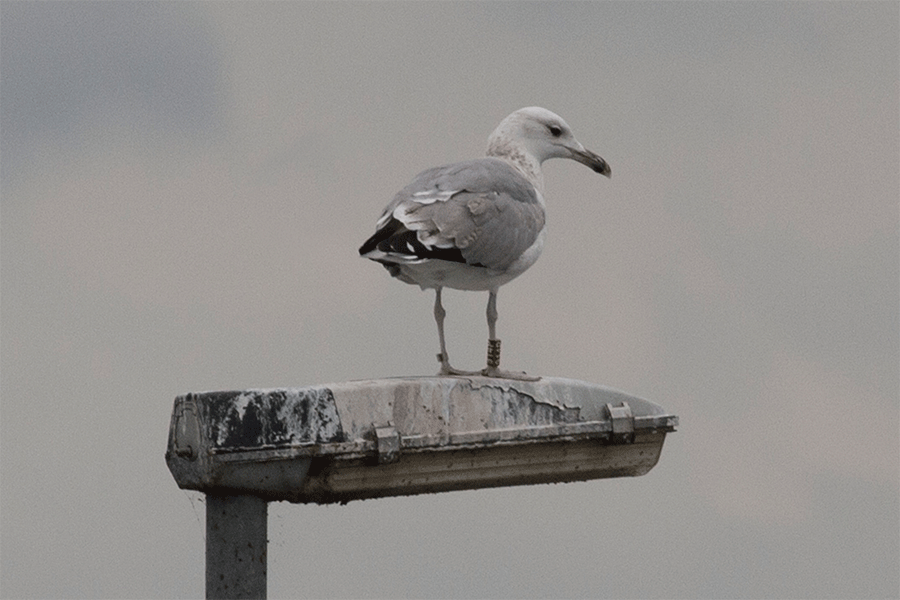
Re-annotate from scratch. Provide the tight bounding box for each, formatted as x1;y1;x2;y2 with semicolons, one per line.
487;339;501;369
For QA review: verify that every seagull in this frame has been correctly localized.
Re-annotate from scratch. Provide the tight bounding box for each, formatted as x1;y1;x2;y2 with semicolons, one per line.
359;107;611;380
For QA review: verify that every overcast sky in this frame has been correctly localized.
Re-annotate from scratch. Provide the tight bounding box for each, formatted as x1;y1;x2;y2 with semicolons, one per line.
2;2;897;598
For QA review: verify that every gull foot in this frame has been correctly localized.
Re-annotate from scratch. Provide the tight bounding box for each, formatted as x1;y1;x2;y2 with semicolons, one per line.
437;355;483;377
437;365;484;378
480;367;541;382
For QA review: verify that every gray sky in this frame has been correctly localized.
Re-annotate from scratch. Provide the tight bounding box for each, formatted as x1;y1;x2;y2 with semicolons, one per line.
1;2;897;598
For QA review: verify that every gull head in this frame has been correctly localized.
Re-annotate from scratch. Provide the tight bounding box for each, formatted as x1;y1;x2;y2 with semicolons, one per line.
487;107;611;181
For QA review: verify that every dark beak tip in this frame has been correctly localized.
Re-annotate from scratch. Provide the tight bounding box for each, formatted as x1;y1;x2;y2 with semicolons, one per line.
572;147;611;178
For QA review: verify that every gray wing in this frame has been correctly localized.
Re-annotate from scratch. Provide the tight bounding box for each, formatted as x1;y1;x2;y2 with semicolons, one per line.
379;158;545;272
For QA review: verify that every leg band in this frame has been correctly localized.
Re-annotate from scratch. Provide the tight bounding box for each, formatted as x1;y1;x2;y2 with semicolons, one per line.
487;339;501;368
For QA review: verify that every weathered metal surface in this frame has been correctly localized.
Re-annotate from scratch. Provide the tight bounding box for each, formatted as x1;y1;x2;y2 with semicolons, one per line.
201;388;343;449
166;377;678;504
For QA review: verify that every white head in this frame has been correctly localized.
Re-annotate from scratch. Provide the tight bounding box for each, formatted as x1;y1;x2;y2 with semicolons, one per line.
486;107;611;187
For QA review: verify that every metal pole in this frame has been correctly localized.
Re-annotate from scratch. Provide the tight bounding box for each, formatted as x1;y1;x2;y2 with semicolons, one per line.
206;493;267;600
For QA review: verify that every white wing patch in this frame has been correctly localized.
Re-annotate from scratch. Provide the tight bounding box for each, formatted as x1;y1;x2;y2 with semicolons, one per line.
411;188;459;204
393;199;457;249
375;188;461;229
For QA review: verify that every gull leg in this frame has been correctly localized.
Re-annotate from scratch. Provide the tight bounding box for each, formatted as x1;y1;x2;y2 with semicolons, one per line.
481;290;540;381
434;287;479;377
486;289;499;341
434;288;450;372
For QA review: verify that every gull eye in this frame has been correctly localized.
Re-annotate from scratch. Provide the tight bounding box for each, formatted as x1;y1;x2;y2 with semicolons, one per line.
548;125;563;137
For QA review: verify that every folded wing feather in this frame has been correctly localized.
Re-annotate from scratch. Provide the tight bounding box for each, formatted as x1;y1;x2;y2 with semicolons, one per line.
362;157;545;274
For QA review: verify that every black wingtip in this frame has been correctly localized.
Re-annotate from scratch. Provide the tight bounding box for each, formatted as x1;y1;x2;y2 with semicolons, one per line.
359;218;402;256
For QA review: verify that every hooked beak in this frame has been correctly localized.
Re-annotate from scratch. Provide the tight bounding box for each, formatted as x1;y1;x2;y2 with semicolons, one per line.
570;145;611;178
